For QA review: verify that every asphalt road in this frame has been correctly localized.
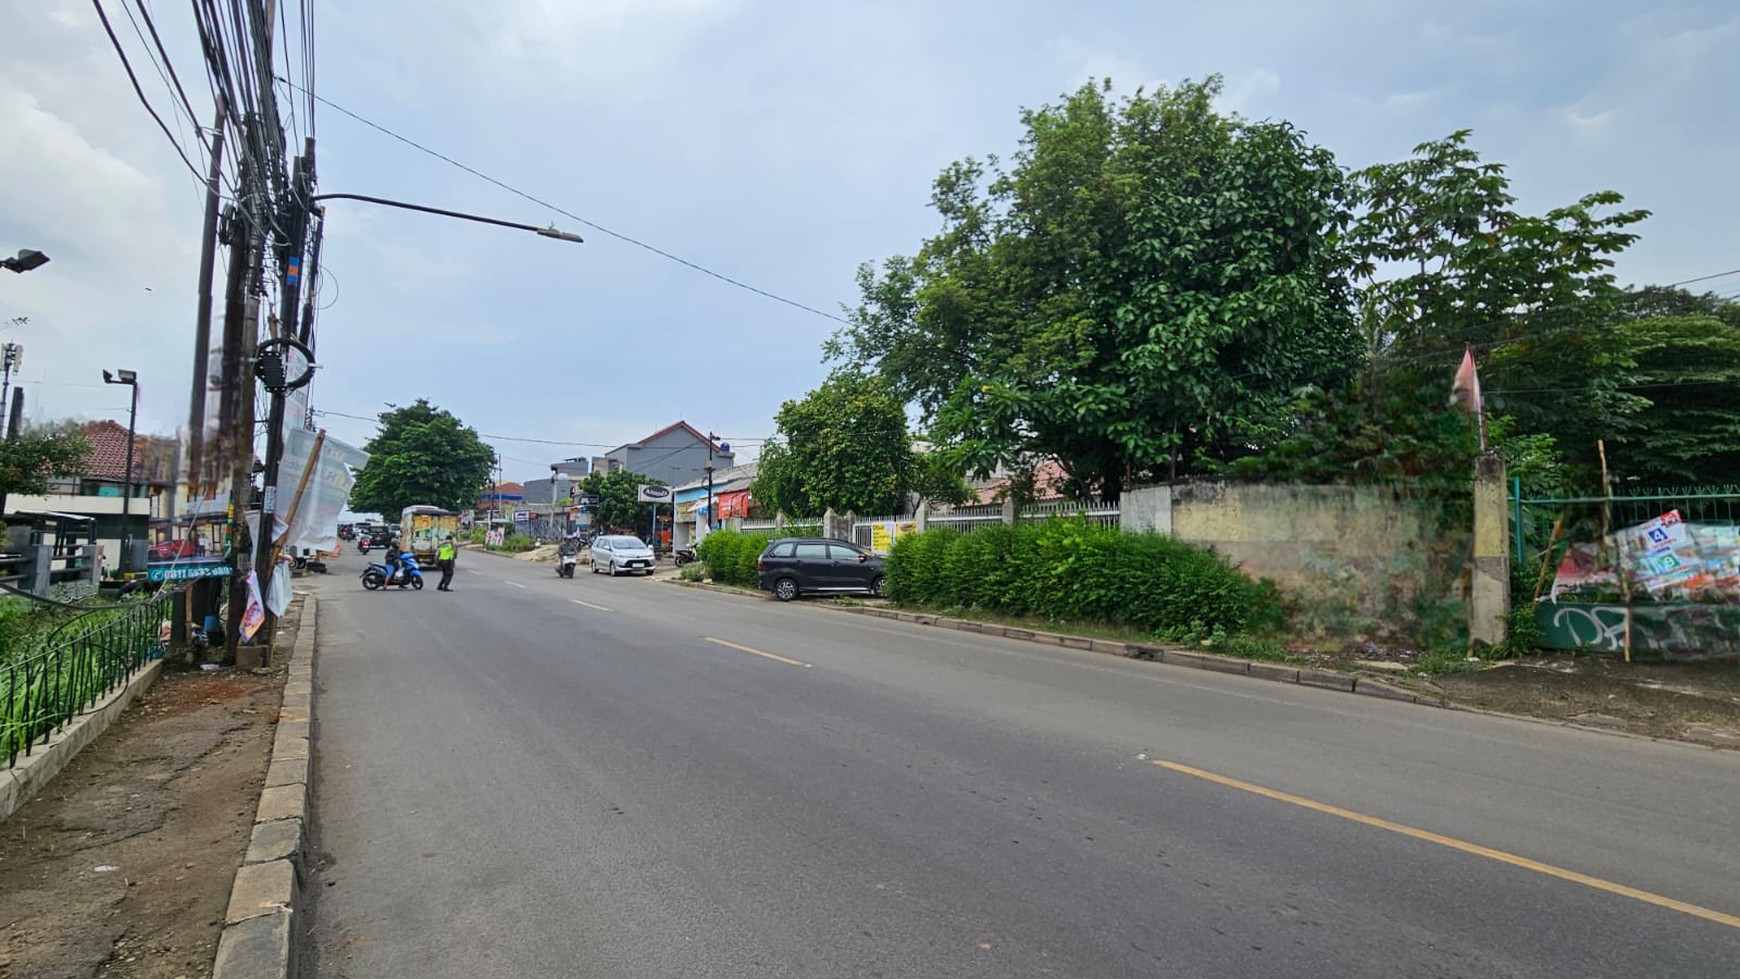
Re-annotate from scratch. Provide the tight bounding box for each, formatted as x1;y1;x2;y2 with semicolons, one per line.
302;548;1740;977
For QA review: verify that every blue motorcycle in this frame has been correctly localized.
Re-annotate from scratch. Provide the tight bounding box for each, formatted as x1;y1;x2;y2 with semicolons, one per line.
360;552;425;591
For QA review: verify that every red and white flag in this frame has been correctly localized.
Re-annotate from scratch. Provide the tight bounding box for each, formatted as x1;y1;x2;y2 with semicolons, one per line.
1449;343;1487;449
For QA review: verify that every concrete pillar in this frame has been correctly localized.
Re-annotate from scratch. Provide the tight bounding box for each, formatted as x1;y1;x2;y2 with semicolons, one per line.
1000;496;1016;525
25;543;52;596
1469;451;1511;651
1120;485;1173;534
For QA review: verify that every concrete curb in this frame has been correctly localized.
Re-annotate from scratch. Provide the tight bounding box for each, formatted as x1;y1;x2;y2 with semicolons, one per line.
673;571;1730;748
213;596;318;979
823;602;1437;704
658;576;1433;703
1;657;164;822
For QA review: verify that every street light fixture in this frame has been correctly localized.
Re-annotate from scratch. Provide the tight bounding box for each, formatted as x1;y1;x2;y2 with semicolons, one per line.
2;249;50;274
103;369;140;572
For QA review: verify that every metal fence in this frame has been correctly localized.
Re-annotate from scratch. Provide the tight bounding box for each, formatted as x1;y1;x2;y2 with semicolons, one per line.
924;503;1007;534
1017;499;1122;528
1514;483;1740;658
3;593;170;768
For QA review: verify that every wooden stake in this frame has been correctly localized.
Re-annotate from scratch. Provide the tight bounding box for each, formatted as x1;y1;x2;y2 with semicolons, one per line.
1532;511;1568;602
1598;439;1631;663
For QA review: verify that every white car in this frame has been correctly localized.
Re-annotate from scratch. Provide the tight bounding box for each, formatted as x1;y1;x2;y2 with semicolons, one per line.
590;535;656;576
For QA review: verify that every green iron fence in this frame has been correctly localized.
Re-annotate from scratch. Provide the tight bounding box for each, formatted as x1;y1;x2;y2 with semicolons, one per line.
2;594;171;768
1512;483;1740;659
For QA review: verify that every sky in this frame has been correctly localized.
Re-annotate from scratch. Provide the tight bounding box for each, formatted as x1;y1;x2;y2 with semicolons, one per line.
2;0;1736;484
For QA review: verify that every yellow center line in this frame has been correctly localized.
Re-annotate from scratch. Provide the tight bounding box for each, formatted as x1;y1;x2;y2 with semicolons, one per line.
505;580;526;589
570;598;613;612
703;636;811;668
1153;760;1740;932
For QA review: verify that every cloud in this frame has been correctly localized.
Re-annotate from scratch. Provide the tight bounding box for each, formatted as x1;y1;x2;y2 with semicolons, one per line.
1218;68;1282;115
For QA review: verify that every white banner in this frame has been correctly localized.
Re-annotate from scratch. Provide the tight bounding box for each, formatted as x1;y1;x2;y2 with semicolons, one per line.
636;484;672;503
273;428;370;553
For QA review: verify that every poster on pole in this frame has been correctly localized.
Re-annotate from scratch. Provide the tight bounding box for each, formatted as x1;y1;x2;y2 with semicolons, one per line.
240;570;266;641
636;484;672;503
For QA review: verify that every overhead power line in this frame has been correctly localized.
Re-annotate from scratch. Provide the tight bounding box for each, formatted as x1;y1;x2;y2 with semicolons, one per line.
91;0;206;183
277;78;850;326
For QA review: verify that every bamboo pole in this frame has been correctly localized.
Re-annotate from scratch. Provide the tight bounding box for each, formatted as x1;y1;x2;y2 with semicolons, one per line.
273;429;326;554
1598;439;1631;663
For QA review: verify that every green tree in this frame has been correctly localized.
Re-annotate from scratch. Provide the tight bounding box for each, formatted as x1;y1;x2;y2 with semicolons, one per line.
0;431;90;497
829;77;1360;498
348;400;495;517
1603;311;1740;484
752;374;959;517
1348;131;1650;471
577;467;663;533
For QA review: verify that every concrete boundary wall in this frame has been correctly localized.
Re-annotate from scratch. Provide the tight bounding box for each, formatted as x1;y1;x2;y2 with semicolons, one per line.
1125;481;1456;639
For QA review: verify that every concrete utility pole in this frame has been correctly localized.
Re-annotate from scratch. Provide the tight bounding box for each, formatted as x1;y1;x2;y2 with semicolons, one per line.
186;104;227;504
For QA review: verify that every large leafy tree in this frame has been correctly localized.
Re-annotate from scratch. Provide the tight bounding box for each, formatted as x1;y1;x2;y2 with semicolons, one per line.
0;432;90;497
1348;131;1650;471
751;374;968;517
828;77;1360;499
349;400;494;516
576;467;663;533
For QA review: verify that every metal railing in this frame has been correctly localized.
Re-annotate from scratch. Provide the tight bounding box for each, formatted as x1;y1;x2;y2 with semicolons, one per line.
1018;499;1122;528
3;594;170;768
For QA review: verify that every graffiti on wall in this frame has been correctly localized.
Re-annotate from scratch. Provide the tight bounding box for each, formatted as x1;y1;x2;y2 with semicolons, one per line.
1536;601;1740;661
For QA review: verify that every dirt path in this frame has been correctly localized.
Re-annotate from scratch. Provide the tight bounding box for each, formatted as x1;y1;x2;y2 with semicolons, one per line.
1429;654;1740;748
0;603;299;979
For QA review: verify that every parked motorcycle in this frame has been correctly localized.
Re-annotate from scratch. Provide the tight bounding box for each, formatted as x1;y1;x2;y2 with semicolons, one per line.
673;545;698;567
360;552;425;591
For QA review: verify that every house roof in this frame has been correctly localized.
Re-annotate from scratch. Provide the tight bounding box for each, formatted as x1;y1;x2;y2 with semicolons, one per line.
606;420;729;457
672;462;758;493
971;459;1070;504
77;420;151;483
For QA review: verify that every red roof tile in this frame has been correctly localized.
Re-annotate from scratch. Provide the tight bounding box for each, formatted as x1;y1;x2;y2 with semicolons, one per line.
77;420;150;483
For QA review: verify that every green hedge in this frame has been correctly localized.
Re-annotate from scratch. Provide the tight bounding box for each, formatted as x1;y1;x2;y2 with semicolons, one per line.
886;520;1280;641
695;530;776;588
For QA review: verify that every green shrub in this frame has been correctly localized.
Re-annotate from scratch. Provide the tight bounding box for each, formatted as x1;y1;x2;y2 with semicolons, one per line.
886;518;1279;641
679;562;708;582
695;531;775;588
501;532;536;553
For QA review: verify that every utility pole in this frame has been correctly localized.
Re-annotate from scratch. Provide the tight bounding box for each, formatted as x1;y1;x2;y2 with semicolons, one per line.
705;432;717;534
253;137;316;630
186;104;227;506
220;110;268;662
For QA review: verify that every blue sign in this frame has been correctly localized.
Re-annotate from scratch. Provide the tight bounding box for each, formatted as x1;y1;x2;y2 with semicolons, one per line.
146;562;232;582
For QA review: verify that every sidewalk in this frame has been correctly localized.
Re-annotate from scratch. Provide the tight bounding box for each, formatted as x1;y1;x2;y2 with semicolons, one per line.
0;597;303;978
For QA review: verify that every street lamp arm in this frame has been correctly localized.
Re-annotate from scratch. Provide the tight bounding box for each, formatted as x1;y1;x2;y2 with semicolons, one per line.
308;193;583;243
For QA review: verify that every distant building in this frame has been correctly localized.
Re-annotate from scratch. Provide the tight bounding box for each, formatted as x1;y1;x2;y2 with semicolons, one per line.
2;420;176;568
521;457;591;506
593;421;733;489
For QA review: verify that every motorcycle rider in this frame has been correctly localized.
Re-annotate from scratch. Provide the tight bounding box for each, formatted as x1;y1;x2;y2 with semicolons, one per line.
557;533;581;574
383;537;405;583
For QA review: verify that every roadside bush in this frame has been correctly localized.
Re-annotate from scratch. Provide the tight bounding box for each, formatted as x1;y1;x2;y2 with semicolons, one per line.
886;519;1280;641
679;562;708;582
500;532;536;553
695;531;775;588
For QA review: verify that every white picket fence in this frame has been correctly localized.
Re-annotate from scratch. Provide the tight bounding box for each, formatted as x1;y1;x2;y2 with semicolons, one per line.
736;500;1122;551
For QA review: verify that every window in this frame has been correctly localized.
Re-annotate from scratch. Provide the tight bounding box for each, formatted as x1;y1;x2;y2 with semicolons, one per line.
828;544;864;561
768;542;796;558
793;542;829;559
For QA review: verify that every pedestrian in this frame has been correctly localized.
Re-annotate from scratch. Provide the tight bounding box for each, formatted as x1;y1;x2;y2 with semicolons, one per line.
437;534;457;591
